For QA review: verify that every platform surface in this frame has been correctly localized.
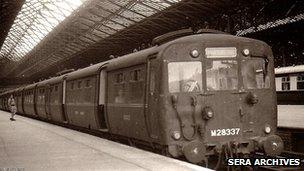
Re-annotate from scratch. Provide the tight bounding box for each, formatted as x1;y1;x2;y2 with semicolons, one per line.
278;105;304;129
0;111;210;171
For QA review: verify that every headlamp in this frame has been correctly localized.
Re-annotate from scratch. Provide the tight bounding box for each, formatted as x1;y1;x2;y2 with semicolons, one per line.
172;131;181;140
190;49;199;58
265;125;271;134
243;49;250;56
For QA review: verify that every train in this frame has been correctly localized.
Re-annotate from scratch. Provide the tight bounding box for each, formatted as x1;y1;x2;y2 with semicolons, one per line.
275;65;304;153
275;65;304;105
0;29;284;166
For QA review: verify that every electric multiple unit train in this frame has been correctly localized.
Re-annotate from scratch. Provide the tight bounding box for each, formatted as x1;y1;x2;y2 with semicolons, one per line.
0;29;283;165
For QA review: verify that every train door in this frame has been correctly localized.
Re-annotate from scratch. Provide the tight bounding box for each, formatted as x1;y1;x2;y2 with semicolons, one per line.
21;91;25;114
62;80;68;122
33;87;38;116
98;70;108;131
45;85;51;119
146;56;160;139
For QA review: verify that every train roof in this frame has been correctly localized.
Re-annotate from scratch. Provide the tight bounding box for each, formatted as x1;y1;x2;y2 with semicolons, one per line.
14;86;25;92
106;46;160;71
170;33;267;45
104;33;263;71
2;89;15;95
160;33;270;58
51;33;269;82
66;46;160;80
23;83;38;90
66;62;108;81
275;65;304;75
37;74;67;86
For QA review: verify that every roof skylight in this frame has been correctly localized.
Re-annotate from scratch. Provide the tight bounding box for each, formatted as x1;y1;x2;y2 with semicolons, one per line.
0;0;86;61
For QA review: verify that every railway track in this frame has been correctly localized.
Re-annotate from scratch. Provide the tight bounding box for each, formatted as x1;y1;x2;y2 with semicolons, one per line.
281;151;304;159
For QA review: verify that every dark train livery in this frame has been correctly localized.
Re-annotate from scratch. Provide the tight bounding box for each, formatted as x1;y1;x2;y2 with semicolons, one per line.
0;30;283;164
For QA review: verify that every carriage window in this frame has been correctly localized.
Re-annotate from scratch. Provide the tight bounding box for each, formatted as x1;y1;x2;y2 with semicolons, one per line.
55;86;58;92
206;60;238;91
86;79;90;87
116;73;124;83
168;62;202;93
71;83;74;90
241;58;270;89
297;75;304;90
282;76;290;91
131;69;141;81
78;81;82;89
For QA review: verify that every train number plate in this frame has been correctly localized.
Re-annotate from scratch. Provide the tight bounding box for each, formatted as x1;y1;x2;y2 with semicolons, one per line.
210;128;240;136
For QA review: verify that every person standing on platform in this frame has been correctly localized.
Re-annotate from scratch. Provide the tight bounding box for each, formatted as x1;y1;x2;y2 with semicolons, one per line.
8;95;17;121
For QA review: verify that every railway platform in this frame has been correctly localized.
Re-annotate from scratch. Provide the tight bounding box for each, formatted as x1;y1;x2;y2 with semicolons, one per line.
278;105;304;129
0;110;209;171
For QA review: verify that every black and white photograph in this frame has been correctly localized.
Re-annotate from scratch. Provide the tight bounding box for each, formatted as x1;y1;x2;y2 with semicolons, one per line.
0;0;303;170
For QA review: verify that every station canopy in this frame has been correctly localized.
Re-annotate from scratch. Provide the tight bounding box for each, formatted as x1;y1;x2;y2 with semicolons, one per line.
0;0;181;62
0;0;185;79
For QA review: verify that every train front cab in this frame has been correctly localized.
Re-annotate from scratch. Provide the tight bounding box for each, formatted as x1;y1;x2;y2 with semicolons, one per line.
160;34;284;163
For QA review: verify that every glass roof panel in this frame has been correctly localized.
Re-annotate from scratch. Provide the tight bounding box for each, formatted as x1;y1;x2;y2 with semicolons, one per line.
0;0;181;63
0;0;86;61
131;3;156;17
92;29;108;38
140;1;168;11
111;15;135;27
105;21;126;30
120;10;147;22
113;0;133;7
